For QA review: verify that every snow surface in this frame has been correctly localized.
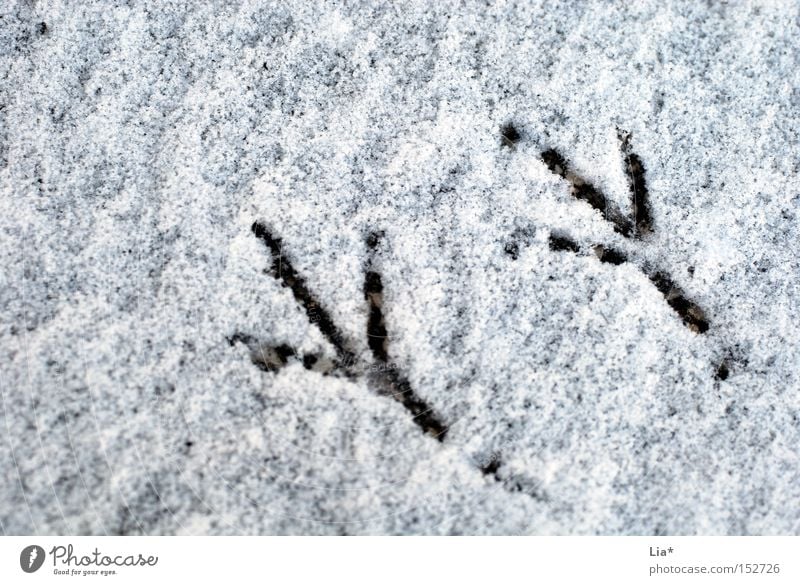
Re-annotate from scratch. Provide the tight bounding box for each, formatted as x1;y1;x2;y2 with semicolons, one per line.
1;0;799;534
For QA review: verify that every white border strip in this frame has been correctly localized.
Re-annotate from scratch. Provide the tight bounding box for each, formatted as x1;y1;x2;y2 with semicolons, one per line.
1;536;797;584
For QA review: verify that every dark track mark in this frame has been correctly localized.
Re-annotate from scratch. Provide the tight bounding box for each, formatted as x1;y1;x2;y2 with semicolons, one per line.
226;332;258;347
252;343;295;372
479;454;501;478
504;226;536;260
227;334;333;374
500;122;521;148
548;233;708;333
479;454;547;501
366;230;384;250
540;149;633;237
504;241;520;259
251;222;356;366
618;130;653;237
364;233;448;441
369;369;448;440
540;148;568;177
593;245;627;265
538;135;711;334
649;273;709;333
548;233;580;253
715;361;730;381
364;271;388;362
243;223;447;441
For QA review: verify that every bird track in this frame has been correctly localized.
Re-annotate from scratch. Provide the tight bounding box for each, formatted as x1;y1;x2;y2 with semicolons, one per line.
233;223;448;441
531;127;709;334
230;125;717;504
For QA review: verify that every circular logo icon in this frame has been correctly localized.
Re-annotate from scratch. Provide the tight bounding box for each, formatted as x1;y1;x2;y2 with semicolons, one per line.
20;545;45;573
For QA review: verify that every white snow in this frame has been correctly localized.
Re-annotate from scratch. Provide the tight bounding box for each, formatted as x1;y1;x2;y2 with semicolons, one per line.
1;0;799;534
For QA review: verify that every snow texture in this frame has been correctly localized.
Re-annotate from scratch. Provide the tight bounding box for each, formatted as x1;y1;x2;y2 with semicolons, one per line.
1;0;799;535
